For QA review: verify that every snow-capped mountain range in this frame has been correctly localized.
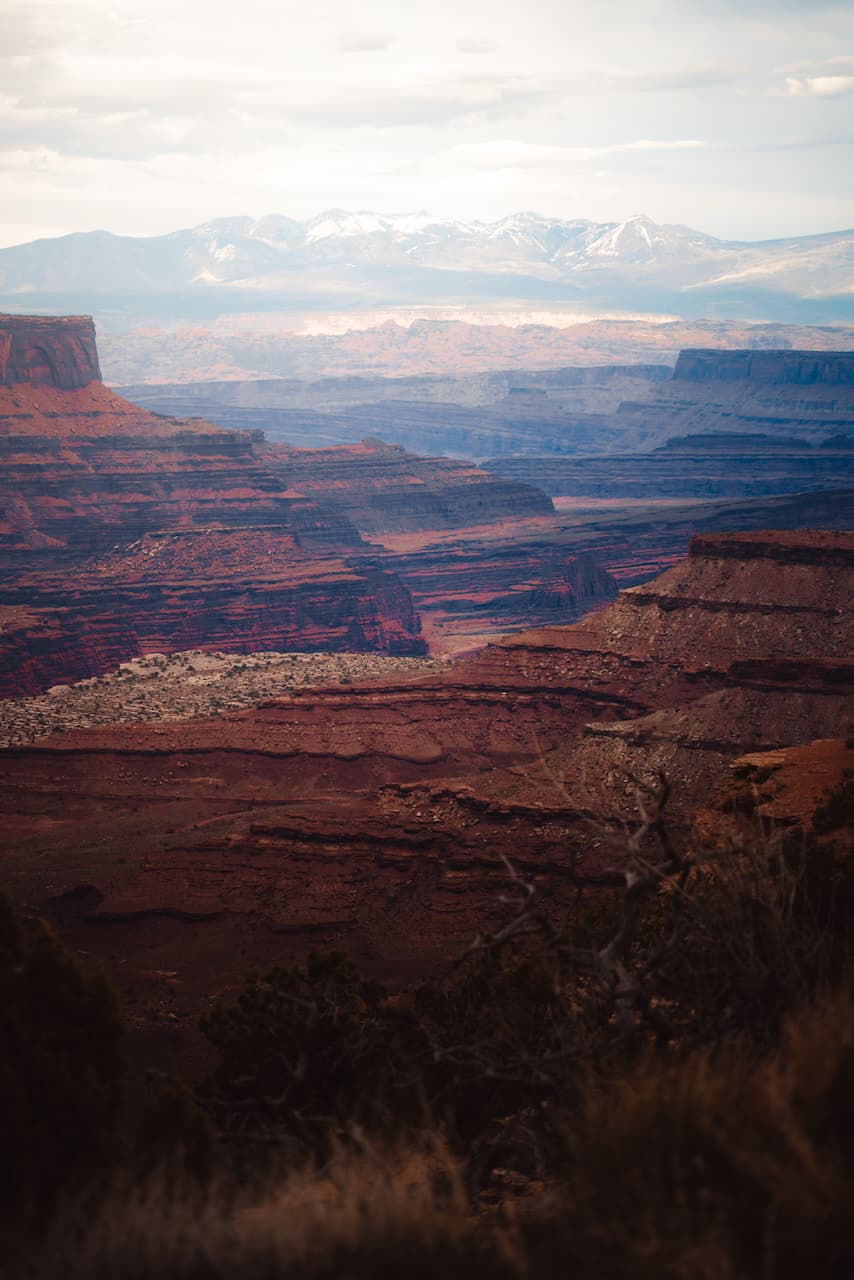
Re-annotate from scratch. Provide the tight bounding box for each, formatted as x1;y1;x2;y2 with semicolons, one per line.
1;211;852;322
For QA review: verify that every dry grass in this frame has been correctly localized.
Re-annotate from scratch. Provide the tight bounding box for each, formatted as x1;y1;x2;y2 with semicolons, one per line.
11;991;854;1280
18;1141;518;1280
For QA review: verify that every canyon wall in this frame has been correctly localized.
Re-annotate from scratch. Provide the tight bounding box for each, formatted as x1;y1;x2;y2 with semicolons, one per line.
487;435;853;499
120;364;674;460
258;440;554;532
1;531;850;1066
0;317;432;691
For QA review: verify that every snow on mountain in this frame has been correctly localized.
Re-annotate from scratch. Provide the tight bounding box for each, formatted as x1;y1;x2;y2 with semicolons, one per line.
0;211;852;319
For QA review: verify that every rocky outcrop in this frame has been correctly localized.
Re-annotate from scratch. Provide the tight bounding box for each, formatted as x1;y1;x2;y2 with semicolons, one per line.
0;314;100;388
0;604;139;701
378;543;618;650
693;732;854;855
124;365;674;461
0;530;427;697
608;349;854;456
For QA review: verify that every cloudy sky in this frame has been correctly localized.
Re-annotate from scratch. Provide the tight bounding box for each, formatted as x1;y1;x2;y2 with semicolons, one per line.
0;0;852;247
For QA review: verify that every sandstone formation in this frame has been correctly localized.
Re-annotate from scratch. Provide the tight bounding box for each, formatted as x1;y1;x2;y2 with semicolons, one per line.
1;530;850;1079
673;349;854;385
123;364;673;460
0;649;447;748
123;346;854;483
0;314;100;388
693;731;853;857
369;488;854;651
0;316;436;692
608;348;854;451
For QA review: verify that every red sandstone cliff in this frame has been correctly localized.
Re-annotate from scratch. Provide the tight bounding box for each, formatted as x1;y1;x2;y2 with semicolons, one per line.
1;530;850;1044
0;316;428;690
0;314;100;388
0;314;631;683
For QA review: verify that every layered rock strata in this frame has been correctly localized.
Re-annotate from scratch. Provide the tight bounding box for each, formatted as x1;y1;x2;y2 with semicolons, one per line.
257;439;554;532
1;531;850;1071
487;435;854;499
0;317;430;690
693;732;853;855
0;314;101;388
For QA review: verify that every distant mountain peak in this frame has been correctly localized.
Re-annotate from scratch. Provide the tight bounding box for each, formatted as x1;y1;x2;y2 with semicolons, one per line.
0;211;851;323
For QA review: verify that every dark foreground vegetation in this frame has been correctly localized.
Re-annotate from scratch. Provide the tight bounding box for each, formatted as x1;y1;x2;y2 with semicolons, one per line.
2;770;853;1279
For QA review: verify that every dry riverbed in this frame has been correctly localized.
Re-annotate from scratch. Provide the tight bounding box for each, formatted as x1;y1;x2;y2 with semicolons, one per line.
0;649;449;747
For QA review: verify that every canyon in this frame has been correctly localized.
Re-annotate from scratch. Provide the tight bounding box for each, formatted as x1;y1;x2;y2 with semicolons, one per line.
2;313;852;687
99;315;854;387
0;529;850;1080
0;315;576;694
0;312;851;1081
123;347;854;491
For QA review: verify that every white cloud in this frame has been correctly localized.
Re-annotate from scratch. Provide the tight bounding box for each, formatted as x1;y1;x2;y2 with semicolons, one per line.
444;138;714;171
0;0;852;243
784;74;854;97
456;38;498;54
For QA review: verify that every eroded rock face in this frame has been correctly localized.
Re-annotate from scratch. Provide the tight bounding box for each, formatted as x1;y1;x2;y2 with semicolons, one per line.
1;529;850;1078
0;314;100;388
693;732;854;855
0;317;428;690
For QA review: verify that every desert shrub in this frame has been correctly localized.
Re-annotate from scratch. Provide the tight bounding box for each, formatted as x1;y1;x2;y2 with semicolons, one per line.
21;992;854;1280
200;952;425;1156
410;897;623;1144
633;847;833;1050
0;891;124;1235
134;1081;216;1189
415;943;579;1141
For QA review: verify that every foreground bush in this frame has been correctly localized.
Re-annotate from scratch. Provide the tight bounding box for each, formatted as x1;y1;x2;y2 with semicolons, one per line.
197;782;854;1163
21;1143;516;1280
18;988;854;1280
525;988;854;1280
200;951;425;1156
6;771;854;1274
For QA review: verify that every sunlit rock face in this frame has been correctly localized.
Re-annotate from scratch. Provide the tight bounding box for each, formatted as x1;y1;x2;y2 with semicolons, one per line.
0;314;101;389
